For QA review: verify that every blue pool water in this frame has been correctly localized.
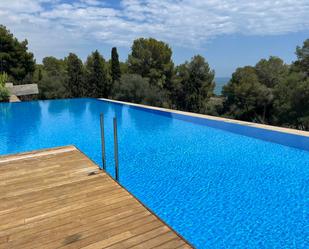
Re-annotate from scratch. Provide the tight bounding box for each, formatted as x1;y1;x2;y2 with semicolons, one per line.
0;98;308;248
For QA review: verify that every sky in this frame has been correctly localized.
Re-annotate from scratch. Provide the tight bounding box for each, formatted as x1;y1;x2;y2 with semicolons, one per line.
0;0;308;77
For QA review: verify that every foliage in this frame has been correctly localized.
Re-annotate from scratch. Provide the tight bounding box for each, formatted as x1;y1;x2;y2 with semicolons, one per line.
0;72;9;102
173;55;215;113
85;50;110;98
255;56;289;88
223;66;272;123
0;86;9;102
120;62;128;74
38;68;43;81
111;74;149;103
32;65;43;83
111;74;168;106
0;25;35;82
110;47;121;83
37;57;67;99
204;97;224;116
222;57;288;124
273;72;309;130
295;39;309;76
128;38;174;89
66;53;84;97
0;72;8;87
222;52;309;129
1;23;308;130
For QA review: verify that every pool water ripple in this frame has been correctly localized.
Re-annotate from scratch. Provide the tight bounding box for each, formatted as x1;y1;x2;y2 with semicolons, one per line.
0;98;308;248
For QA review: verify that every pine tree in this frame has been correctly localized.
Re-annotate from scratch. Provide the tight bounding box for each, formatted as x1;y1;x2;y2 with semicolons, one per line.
128;38;174;89
175;55;215;113
66;53;84;97
85;50;110;98
38;68;43;81
0;25;35;81
111;47;121;83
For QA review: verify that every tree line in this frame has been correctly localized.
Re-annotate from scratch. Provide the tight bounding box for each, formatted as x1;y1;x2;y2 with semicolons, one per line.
0;25;308;130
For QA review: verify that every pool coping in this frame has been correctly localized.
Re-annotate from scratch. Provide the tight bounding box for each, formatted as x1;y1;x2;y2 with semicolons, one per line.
0;145;76;163
99;98;309;138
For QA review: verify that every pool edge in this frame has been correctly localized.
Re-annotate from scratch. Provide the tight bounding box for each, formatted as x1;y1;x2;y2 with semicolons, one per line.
98;98;309;138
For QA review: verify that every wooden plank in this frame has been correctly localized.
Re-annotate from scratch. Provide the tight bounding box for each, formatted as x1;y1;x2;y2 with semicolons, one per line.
128;231;177;249
0;146;192;249
105;225;171;249
0;177;117;210
0;200;140;241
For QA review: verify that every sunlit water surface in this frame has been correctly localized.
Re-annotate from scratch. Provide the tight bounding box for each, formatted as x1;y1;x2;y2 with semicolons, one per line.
0;98;308;248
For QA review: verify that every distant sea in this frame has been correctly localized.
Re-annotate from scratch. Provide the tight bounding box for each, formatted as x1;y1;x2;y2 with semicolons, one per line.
214;77;230;95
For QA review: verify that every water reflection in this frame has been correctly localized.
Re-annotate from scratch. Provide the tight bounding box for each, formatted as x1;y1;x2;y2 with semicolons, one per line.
0;99;173;156
47;99;68;116
0;103;12;125
88;99;111;118
87;100;125;127
47;98;88;117
68;99;87;117
0;102;42;153
112;104;124;127
127;106;172;132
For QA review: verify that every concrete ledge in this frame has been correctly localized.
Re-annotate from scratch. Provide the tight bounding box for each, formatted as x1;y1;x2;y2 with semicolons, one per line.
6;83;38;96
99;98;309;137
9;95;20;102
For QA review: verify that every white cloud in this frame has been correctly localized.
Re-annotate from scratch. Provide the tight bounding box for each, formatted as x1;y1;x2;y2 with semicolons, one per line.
0;0;43;12
0;0;308;61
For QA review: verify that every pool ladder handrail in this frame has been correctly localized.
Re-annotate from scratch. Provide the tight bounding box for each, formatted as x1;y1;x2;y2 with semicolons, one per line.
100;113;119;182
100;113;106;170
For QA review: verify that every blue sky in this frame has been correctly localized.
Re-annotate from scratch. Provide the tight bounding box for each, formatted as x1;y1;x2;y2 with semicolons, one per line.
0;0;308;77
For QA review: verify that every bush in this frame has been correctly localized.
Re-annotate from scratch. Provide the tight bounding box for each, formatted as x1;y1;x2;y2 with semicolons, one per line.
0;73;10;102
0;86;10;102
111;74;169;107
204;97;224;116
0;72;8;87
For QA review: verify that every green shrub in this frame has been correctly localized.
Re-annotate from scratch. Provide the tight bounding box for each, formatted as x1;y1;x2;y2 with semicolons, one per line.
0;72;8;87
111;74;168;107
0;86;10;102
0;73;10;102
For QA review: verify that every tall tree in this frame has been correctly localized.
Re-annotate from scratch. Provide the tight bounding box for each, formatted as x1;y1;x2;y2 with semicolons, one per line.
66;53;84;97
0;25;35;82
255;56;289;88
222;57;290;124
110;47;121;83
223;66;273;123
38;57;67;99
273;72;309;130
111;74;167;107
38;68;42;81
295;39;309;76
128;38;174;89
85;50;110;98
272;40;309;130
174;55;215;113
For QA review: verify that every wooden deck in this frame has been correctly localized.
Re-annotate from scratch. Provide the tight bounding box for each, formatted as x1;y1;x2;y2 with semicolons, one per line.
0;146;192;249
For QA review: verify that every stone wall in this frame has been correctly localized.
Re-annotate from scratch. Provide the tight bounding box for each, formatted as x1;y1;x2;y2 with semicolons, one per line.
5;83;39;96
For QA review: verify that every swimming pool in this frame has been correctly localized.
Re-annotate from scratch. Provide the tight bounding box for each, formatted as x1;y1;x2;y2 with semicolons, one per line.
0;98;308;248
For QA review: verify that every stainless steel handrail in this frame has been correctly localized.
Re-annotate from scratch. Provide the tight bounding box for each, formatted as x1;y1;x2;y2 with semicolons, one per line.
113;117;119;182
99;114;120;182
100;113;106;170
